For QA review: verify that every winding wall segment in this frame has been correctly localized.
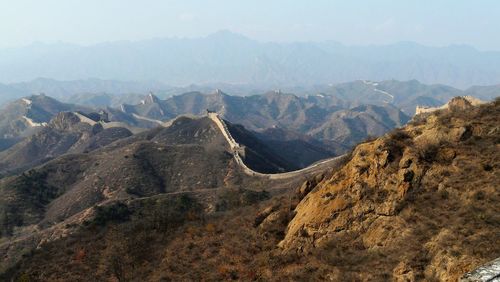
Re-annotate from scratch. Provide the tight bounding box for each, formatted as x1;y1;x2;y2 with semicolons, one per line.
207;112;346;179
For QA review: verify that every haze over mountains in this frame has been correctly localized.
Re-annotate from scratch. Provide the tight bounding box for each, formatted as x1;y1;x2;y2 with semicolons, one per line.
1;0;500;279
2;31;500;88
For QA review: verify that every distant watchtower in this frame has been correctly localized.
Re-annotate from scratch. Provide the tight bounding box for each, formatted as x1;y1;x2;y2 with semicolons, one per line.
206;109;216;116
98;110;109;122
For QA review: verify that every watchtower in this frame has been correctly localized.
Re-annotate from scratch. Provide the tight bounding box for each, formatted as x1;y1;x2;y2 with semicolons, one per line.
206;109;216;116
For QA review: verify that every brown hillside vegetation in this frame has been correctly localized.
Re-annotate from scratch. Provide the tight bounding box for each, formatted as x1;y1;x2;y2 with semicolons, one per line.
1;97;498;281
277;97;500;280
0;115;310;276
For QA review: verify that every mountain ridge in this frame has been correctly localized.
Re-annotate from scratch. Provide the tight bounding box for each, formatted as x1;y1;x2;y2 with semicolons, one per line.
2;32;500;88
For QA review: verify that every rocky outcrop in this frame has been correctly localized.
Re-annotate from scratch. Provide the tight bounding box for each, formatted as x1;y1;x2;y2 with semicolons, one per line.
280;97;500;280
415;95;484;115
460;257;500;282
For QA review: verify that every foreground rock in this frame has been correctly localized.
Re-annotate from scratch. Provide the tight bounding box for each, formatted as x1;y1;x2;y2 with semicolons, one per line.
280;97;500;280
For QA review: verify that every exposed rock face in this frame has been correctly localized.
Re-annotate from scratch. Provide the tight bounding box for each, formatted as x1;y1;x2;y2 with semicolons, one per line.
280;98;500;280
460;257;500;281
50;111;93;132
415;95;484;115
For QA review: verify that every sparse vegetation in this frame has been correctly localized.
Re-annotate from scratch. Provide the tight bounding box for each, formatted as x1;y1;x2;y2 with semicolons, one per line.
0;98;498;281
215;188;270;211
88;202;131;226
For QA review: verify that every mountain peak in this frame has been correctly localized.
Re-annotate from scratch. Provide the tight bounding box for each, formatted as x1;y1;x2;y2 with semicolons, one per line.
144;92;160;104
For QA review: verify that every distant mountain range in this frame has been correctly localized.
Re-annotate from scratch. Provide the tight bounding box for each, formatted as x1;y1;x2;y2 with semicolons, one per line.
0;95;337;174
2;80;499;158
1;78;499;113
117;90;411;149
0;80;498;175
1;31;500;88
0;89;412;172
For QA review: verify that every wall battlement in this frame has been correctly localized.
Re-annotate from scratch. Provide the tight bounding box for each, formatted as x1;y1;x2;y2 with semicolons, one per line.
207;112;345;179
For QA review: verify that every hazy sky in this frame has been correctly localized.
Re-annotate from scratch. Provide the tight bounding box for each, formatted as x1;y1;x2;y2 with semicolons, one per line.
0;0;498;50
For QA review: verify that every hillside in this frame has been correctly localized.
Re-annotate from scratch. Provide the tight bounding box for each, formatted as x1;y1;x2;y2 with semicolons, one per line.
0;97;497;281
0;94;90;144
276;97;500;280
0;93;340;173
0;95;160;150
0;114;300;243
0;112;132;175
254;127;344;168
0;114;302;274
309;104;409;147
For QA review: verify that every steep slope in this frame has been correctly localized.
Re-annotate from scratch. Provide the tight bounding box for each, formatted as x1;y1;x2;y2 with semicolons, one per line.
0;112;133;175
0;114;312;276
276;97;499;280
0;115;293;239
2;98;497;281
253;127;342;168
225;122;300;173
309;104;410;147
0;94;161;154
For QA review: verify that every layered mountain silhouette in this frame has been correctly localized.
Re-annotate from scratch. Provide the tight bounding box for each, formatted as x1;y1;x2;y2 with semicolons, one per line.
0;88;413;157
0;94;164;152
1;31;500;88
3;78;498;112
120;90;410;149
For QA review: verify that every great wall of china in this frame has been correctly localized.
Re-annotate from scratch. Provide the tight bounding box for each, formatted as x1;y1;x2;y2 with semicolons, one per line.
207;112;347;180
72;109;345;180
415;96;484;115
198;112;500;281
